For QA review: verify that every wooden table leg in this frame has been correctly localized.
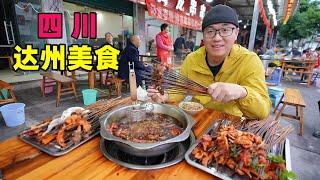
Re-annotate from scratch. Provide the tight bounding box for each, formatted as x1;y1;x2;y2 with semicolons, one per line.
274;103;286;122
273;94;284;113
299;106;304;136
56;82;61;107
108;85;112;99
88;71;95;89
115;81;122;97
71;81;78;102
42;76;46;97
307;71;312;87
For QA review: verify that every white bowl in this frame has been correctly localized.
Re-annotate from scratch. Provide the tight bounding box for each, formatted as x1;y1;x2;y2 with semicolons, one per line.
179;102;204;115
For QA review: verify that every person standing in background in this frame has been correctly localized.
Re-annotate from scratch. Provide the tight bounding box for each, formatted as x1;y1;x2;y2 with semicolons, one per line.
174;33;186;61
185;37;195;52
156;23;174;66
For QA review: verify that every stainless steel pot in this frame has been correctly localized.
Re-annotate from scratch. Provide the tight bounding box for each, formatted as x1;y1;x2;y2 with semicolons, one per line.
100;103;195;157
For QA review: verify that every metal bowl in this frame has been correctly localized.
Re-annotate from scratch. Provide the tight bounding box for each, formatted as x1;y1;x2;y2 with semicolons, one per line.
100;103;195;156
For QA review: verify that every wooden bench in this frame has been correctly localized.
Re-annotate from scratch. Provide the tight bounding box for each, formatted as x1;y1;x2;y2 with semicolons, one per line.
40;72;78;107
0;80;17;105
273;88;306;136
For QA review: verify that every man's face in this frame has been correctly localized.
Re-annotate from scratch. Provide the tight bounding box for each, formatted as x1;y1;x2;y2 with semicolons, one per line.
203;23;239;60
105;34;113;43
134;36;141;48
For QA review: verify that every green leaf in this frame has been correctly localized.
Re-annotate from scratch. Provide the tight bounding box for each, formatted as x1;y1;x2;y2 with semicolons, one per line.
279;0;320;41
267;154;285;164
280;169;296;180
230;145;238;158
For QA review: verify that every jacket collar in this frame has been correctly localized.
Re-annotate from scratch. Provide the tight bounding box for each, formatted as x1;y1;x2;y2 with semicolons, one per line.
128;42;138;50
192;44;242;76
159;31;169;37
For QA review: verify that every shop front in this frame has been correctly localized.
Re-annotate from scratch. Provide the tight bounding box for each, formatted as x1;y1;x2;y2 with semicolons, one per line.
130;0;209;58
0;0;135;82
63;0;135;50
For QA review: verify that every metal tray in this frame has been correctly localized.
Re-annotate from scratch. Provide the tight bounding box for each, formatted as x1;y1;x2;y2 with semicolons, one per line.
18;127;100;157
185;121;291;180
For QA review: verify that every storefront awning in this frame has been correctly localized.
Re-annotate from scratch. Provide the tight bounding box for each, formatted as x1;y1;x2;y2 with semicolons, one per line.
65;0;134;16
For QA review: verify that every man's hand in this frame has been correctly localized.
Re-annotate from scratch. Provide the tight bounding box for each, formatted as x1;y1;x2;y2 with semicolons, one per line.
147;87;169;103
207;82;247;103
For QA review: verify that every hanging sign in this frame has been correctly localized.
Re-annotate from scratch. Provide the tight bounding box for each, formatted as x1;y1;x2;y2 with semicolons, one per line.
145;0;208;30
258;0;272;35
283;0;294;24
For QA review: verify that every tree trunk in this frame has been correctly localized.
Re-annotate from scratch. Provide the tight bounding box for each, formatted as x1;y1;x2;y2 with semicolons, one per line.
298;38;302;48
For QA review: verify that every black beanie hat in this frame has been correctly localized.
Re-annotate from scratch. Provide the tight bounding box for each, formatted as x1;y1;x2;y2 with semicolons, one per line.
202;4;239;31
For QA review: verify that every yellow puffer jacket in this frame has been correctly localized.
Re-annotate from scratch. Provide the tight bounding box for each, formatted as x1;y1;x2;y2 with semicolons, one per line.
169;45;271;120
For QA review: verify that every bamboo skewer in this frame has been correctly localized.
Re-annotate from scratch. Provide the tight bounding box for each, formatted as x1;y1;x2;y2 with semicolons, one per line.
20;97;132;148
141;66;208;96
239;118;293;150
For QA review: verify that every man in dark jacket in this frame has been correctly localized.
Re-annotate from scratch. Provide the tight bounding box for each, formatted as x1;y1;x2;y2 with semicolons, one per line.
185;37;195;52
118;35;147;87
105;32;114;45
174;34;186;61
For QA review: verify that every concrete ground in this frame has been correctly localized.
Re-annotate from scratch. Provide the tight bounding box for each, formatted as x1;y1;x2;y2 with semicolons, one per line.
0;75;320;180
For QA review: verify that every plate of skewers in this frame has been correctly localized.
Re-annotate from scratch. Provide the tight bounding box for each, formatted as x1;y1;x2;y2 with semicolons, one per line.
18;97;131;156
185;119;296;180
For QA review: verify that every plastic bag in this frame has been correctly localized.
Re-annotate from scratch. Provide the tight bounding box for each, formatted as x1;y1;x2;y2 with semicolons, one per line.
137;86;148;101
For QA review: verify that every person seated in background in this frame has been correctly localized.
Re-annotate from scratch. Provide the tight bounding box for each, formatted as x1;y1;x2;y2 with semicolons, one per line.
118;35;148;87
301;49;312;60
313;47;320;73
105;32;114;46
265;47;275;57
255;46;264;56
268;47;283;67
291;47;302;59
147;5;271;120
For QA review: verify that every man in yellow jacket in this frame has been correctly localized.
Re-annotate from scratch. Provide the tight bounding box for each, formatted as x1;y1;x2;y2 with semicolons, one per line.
148;5;271;120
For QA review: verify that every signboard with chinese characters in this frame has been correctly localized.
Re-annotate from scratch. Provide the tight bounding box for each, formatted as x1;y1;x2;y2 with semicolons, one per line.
145;0;207;30
258;0;272;36
12;9;120;73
